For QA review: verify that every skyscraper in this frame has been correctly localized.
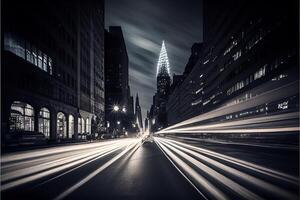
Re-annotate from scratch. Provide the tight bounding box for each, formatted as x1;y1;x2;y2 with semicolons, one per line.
105;26;132;134
149;41;171;132
156;41;171;95
135;93;143;131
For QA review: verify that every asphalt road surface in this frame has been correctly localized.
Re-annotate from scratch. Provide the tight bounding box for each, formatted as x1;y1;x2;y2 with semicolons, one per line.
1;135;299;200
1;138;200;200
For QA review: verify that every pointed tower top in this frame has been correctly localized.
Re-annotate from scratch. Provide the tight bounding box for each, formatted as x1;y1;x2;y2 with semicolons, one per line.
156;40;170;77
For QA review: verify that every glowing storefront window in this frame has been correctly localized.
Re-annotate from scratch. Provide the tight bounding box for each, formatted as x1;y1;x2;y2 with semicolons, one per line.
39;107;50;138
10;101;34;132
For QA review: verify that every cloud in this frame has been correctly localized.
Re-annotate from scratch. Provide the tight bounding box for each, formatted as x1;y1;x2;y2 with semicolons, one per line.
106;0;203;119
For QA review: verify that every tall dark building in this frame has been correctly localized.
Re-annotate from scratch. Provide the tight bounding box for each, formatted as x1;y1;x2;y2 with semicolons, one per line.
166;0;298;128
135;93;143;131
1;0;105;145
149;41;171;132
105;26;132;133
144;111;149;132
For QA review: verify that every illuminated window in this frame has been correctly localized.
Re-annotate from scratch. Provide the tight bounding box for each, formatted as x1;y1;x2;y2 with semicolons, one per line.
82;118;86;134
4;33;25;59
4;33;53;75
9;101;34;132
57;112;67;138
78;117;82;134
39;107;50;138
86;118;89;134
38;50;43;69
233;50;242;61
69;115;74;138
254;65;266;80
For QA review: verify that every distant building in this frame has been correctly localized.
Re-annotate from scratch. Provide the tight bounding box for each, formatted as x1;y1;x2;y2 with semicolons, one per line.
104;26;132;134
166;0;299;127
149;41;171;132
144;111;149;132
135;94;143;131
1;0;105;145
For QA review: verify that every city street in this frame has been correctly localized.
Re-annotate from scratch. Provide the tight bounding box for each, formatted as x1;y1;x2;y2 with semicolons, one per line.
1;134;299;200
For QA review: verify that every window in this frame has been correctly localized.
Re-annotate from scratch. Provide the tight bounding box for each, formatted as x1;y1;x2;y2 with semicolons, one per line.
86;118;89;134
10;101;34;132
48;57;53;75
57;112;67;138
254;65;266;80
39;107;50;138
233;50;242;61
78;117;82;134
43;53;48;71
4;33;53;75
38;50;43;69
69;115;74;138
82;118;86;134
4;33;25;59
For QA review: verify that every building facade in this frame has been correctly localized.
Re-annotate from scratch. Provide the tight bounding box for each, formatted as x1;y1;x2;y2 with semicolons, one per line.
166;0;299;127
104;26;133;134
135;94;143;131
1;0;105;145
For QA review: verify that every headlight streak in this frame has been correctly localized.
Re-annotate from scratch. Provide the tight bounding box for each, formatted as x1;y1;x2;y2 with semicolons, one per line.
1;140;120;171
51;138;143;189
154;137;298;200
2;143;123;183
158;138;264;200
160;112;299;133
174;136;298;150
160;127;300;134
158;81;299;133
53;139;142;200
155;137;229;200
162;138;298;184
2;139;121;164
1;139;140;192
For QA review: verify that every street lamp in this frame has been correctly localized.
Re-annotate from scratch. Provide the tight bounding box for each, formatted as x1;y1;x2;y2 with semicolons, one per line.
117;121;121;125
122;107;127;113
113;105;119;112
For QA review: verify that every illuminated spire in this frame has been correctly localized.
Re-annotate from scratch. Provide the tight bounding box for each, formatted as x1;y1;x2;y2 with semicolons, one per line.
156;40;170;77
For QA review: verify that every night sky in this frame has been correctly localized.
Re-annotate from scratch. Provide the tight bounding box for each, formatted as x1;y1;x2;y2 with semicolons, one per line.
105;0;203;119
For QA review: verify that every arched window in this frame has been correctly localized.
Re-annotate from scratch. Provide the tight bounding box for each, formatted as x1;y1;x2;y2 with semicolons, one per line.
39;107;50;138
82;118;86;134
10;101;34;132
57;112;67;138
86;118;89;134
69;115;74;138
78;117;82;134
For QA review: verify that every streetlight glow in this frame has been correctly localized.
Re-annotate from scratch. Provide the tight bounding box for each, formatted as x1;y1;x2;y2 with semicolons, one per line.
117;121;121;125
113;105;120;112
122;107;127;113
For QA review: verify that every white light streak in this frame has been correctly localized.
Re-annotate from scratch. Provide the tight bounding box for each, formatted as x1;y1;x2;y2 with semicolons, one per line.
154;137;298;200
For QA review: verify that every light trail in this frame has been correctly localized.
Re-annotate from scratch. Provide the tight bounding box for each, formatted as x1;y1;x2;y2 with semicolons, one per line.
53;139;142;200
158;81;299;134
1;138;141;192
161;112;298;132
159;138;298;183
155;138;229;200
157;112;299;134
174;136;298;150
160;127;300;134
154;137;299;200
